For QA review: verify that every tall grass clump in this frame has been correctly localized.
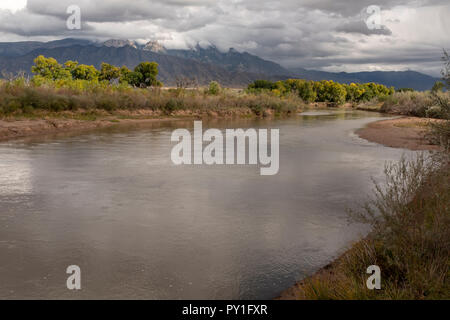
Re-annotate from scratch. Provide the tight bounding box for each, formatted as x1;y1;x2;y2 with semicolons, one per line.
294;152;449;300
379;91;438;117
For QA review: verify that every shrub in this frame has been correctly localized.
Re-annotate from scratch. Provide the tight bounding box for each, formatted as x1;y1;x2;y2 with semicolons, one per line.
379;91;436;117
431;81;445;93
248;80;277;91
294;153;450;300
428;93;450;150
207;81;221;95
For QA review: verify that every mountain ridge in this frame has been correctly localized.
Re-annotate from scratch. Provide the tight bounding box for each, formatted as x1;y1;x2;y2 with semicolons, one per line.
0;38;440;90
0;44;271;87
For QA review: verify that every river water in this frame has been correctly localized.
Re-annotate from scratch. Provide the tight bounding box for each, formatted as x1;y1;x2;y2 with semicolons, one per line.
0;110;411;299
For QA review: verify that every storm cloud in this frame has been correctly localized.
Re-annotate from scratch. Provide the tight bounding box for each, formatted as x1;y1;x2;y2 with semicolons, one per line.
0;0;448;76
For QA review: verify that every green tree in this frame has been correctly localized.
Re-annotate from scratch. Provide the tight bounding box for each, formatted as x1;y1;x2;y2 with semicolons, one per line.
31;55;71;80
127;72;144;87
297;80;317;102
345;83;366;102
71;64;99;81
63;60;79;74
119;66;132;84
317;81;346;104
99;63;120;82
133;62;161;87
252;77;393;103
248;80;276;90
329;82;347;105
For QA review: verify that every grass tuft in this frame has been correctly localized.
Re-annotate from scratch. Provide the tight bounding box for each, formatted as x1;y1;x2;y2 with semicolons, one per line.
292;152;450;300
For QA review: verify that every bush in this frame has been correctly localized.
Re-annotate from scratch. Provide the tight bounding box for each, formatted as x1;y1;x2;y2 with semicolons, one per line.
428;93;450;150
207;81;221;95
293;153;450;300
248;80;277;91
379;91;437;117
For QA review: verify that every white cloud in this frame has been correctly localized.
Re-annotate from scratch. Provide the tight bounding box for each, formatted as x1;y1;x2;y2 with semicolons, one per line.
0;0;448;76
0;0;27;13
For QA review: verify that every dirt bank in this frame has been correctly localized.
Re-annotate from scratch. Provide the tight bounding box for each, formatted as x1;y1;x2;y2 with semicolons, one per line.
356;117;439;151
0;117;185;142
0;107;277;142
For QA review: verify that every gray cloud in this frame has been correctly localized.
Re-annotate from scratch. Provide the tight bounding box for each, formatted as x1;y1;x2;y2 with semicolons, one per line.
336;20;393;36
0;0;448;76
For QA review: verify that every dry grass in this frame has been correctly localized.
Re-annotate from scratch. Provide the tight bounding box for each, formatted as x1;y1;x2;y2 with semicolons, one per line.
0;80;304;119
379;91;449;119
289;153;450;300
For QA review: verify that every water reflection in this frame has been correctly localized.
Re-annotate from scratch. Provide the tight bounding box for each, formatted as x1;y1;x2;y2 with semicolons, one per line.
0;111;411;299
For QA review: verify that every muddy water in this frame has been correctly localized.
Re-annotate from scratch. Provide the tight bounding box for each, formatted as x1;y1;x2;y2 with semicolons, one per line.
0;110;411;299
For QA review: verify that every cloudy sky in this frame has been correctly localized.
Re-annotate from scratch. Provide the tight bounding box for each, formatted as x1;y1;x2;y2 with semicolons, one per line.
0;0;449;76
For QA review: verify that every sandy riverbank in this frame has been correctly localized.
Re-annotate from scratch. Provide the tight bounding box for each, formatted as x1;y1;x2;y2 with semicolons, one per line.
1;113;438;150
356;117;439;151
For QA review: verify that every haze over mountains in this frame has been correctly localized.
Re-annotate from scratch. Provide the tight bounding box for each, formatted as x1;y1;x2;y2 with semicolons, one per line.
0;38;439;90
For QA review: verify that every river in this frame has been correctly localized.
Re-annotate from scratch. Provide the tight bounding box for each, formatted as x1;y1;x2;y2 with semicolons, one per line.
0;110;411;299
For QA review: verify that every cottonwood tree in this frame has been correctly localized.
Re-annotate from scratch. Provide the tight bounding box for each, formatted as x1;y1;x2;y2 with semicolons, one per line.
134;62;162;88
99;63;120;82
71;64;99;81
31;55;71;80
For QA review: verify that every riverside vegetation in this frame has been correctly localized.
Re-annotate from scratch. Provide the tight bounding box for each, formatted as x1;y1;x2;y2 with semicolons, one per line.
0;55;304;119
281;52;450;300
1;54;447;123
1;55;399;120
283;151;449;299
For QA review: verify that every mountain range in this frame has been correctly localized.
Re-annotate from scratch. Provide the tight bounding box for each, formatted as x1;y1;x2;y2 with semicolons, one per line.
0;38;440;90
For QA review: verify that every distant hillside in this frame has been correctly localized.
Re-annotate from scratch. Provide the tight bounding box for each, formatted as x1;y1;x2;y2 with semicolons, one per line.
291;68;439;91
0;38;440;90
0;38;93;57
341;71;439;91
0;44;269;87
166;45;289;76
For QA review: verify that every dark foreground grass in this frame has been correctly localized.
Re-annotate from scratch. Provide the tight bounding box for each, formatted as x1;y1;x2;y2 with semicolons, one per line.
290;153;449;300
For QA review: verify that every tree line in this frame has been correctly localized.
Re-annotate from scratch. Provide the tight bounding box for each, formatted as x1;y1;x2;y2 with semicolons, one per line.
248;79;395;104
31;55;163;88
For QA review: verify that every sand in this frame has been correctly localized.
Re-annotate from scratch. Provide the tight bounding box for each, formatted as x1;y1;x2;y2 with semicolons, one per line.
356;117;440;151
